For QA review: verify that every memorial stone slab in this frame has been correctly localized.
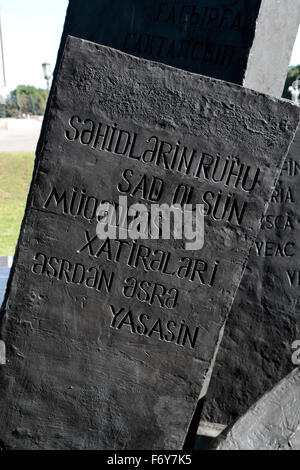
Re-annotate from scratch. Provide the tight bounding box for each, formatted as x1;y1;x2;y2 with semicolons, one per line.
0;37;299;450
55;0;300;96
202;129;300;426
210;368;300;450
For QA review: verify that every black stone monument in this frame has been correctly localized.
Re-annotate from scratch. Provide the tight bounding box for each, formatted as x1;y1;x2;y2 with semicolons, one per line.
202;129;300;426
55;0;300;96
0;37;299;449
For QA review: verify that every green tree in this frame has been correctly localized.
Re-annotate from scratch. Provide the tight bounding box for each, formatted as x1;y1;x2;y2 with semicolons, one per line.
5;89;20;117
2;85;49;117
16;85;49;115
0;95;6;117
282;65;300;99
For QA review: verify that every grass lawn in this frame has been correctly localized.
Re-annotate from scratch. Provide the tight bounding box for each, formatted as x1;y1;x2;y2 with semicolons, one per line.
0;152;35;256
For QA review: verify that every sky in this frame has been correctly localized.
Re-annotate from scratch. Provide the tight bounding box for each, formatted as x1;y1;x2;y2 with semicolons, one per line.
0;0;68;95
291;25;300;66
0;1;300;97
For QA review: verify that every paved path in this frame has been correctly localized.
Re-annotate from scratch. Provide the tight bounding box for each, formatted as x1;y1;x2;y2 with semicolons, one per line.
0;128;41;152
0;118;42;152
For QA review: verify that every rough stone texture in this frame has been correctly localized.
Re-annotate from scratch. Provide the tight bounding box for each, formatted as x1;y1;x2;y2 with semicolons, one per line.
211;368;300;450
202;129;300;426
56;0;300;96
0;37;299;450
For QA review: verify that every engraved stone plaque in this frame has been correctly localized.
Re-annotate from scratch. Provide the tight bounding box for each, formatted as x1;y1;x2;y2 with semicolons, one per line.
0;37;299;450
202;129;300;426
56;0;300;96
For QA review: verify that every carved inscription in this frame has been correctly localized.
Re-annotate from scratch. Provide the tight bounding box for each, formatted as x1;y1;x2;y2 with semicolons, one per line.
201;126;300;426
109;304;199;349
65;116;261;226
34;113;265;349
31;252;114;294
123;34;235;67
251;163;300;289
154;3;242;29
1;37;299;451
123;2;244;68
66;116;260;192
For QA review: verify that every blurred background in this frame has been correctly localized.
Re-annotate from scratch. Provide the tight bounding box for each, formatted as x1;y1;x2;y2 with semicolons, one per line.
0;0;67;300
